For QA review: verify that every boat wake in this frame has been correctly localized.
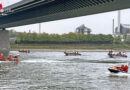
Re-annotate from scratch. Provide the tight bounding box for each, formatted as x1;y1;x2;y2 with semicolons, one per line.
21;59;63;63
106;72;130;78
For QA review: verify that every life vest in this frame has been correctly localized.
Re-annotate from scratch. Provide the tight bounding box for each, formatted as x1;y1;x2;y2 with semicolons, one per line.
0;56;6;61
121;65;125;71
0;3;2;10
8;55;12;61
16;57;19;62
124;66;128;72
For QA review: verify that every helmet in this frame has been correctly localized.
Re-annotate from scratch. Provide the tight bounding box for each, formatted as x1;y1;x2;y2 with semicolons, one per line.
121;63;123;65
125;64;127;66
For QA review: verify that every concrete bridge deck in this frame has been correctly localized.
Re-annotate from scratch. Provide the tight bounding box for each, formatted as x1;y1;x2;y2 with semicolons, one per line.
0;0;130;28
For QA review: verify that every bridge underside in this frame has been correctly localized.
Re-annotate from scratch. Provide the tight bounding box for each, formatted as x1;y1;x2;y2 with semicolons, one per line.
0;0;130;28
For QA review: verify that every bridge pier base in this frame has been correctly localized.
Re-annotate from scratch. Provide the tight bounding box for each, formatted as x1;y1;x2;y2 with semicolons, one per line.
0;30;10;57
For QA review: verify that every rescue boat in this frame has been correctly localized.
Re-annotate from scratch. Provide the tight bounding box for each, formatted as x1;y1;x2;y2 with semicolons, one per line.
64;52;81;56
108;66;121;73
108;66;128;73
108;53;127;58
19;49;30;53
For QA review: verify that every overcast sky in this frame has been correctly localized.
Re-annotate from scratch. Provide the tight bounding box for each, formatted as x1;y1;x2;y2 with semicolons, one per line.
2;0;130;34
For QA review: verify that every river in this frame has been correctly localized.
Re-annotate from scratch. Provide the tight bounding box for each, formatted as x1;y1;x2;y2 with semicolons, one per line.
0;51;130;90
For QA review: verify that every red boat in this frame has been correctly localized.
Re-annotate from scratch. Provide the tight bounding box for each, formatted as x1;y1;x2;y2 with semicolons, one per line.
19;49;30;53
108;65;129;73
0;55;19;62
108;66;121;73
64;52;81;56
108;51;127;58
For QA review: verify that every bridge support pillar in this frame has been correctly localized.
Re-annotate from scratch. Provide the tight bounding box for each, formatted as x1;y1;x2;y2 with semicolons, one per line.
0;30;10;57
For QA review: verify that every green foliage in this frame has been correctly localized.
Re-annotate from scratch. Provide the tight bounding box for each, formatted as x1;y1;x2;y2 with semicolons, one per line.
15;32;114;44
123;33;127;40
9;29;18;37
113;36;121;44
125;35;130;44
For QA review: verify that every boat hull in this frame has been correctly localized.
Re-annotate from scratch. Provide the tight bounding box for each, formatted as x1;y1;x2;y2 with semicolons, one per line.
108;68;120;73
0;59;6;61
19;50;30;53
108;53;127;58
64;52;81;56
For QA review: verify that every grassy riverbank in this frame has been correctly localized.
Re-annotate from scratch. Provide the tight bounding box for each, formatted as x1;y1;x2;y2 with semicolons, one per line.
10;44;130;51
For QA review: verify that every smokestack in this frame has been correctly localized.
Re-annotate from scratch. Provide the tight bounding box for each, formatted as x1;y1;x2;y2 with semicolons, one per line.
112;19;115;36
118;10;120;34
39;23;41;34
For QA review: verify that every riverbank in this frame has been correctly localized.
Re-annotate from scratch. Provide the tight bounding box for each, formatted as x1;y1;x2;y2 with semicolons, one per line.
10;48;109;52
10;44;130;52
10;49;130;52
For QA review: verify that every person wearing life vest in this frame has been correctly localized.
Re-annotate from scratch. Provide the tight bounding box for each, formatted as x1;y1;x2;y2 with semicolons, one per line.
121;63;125;71
0;53;6;61
124;64;128;73
73;50;76;53
16;56;19;62
14;56;19;64
109;50;113;54
8;54;12;61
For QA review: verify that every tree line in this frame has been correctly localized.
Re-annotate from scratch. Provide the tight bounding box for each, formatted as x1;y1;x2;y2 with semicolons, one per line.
10;31;114;44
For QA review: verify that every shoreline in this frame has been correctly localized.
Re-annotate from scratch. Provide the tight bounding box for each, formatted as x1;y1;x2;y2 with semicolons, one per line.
10;49;130;52
10;44;130;52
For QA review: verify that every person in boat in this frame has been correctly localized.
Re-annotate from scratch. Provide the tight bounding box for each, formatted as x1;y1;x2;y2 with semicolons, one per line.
109;50;113;54
27;50;30;53
117;52;122;56
124;64;128;73
12;55;19;62
122;52;127;56
123;52;125;55
16;56;19;62
0;53;6;61
73;50;77;54
15;56;19;63
121;63;125;71
74;50;79;54
8;54;12;61
64;50;67;53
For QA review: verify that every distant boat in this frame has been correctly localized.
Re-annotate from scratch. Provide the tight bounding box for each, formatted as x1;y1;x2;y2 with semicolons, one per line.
19;49;30;53
108;51;127;58
64;52;81;56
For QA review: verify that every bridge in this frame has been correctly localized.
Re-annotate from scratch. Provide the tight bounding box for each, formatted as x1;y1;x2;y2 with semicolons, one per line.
0;0;130;55
0;0;130;28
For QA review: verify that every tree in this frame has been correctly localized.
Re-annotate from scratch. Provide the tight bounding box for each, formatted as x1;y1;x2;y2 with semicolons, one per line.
113;36;121;44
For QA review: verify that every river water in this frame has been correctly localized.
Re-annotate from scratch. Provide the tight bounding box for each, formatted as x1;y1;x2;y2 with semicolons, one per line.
0;51;130;90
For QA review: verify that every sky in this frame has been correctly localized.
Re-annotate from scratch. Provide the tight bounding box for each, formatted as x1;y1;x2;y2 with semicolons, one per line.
2;0;130;34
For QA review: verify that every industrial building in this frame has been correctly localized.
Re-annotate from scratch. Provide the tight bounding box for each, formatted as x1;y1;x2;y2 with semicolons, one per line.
75;24;91;34
115;24;130;35
114;24;130;42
